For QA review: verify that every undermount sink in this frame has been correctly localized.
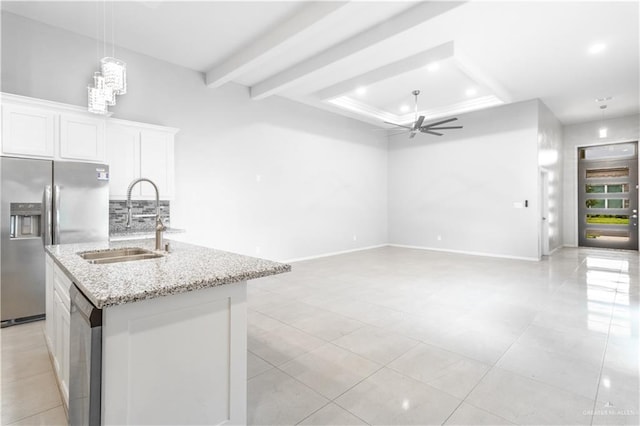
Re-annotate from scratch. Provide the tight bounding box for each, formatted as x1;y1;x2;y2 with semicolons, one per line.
79;248;164;264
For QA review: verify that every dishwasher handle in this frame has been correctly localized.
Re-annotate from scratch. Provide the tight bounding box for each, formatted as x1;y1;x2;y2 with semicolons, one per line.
70;285;102;327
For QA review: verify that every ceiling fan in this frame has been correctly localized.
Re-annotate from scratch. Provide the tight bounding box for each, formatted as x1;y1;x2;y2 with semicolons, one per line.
385;90;463;139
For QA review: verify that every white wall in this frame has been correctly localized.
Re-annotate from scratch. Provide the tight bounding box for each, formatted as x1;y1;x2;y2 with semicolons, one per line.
1;12;388;261
173;86;388;260
562;114;640;246
388;100;541;260
537;101;564;253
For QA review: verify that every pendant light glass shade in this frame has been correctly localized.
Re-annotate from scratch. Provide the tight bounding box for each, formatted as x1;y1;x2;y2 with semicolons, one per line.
88;86;107;114
599;127;608;138
598;105;608;139
101;57;127;95
88;69;118;114
93;71;116;106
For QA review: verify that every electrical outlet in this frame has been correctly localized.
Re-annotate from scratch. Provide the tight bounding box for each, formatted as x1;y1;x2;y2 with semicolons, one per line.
255;174;262;183
255;246;261;254
437;235;442;241
352;234;357;241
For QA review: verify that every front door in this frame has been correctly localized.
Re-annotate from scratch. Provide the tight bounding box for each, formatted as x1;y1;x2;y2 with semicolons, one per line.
578;142;639;250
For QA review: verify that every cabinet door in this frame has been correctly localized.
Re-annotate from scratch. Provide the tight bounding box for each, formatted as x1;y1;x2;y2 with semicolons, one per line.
107;124;140;199
53;289;71;405
140;130;174;199
60;303;71;405
52;289;63;377
52;264;71;406
45;255;54;349
1;104;56;158
59;113;106;162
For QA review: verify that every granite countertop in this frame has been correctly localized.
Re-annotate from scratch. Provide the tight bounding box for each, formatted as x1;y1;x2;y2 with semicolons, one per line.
45;239;291;309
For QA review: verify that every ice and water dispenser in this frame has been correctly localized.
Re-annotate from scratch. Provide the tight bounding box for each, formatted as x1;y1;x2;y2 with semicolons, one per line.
9;203;42;239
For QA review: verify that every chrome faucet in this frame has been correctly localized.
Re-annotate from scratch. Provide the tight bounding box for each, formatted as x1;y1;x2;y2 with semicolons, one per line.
126;178;166;251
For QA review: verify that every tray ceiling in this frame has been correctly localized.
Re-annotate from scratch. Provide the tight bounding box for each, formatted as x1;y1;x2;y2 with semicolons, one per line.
2;1;638;126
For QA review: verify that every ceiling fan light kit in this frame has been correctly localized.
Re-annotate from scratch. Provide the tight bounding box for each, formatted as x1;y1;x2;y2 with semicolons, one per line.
385;90;464;139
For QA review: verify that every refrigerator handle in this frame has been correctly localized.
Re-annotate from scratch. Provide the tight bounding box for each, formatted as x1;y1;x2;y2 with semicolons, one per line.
53;185;60;245
42;185;53;246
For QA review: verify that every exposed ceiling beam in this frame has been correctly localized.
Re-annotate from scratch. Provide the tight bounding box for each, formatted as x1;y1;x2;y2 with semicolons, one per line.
454;52;513;103
250;1;467;100
205;2;348;89
313;41;455;101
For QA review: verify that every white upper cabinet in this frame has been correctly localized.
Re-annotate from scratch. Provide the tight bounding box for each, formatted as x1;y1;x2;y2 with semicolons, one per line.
1;103;56;158
1;93;106;163
59;113;106;162
107;120;177;200
2;93;178;201
140;129;174;198
107;123;140;199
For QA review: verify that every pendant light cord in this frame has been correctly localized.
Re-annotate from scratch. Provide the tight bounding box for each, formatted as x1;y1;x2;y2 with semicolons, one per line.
95;1;99;65
111;0;115;58
102;0;106;59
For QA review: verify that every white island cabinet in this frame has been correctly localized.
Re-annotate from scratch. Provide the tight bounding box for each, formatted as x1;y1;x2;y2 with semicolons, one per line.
45;239;290;425
102;280;247;425
44;253;72;405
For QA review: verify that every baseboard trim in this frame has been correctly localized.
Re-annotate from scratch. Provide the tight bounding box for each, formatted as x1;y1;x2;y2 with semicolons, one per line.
283;244;388;263
387;243;540;262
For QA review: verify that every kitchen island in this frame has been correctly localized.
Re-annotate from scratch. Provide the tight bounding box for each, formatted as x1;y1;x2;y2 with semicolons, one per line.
45;238;290;425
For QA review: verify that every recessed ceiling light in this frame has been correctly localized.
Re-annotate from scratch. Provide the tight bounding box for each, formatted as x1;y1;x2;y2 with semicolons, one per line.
355;86;367;96
426;62;440;72
465;88;478;97
595;96;613;102
400;104;410;113
588;42;606;54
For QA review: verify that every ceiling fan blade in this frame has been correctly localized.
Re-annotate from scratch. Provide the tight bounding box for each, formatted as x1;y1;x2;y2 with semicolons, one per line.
413;116;425;130
384;121;413;129
421;130;443;136
423;126;464;130
424;117;458;127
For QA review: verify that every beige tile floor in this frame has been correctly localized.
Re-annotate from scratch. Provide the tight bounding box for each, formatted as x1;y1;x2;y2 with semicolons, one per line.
247;246;639;425
2;246;639;425
1;321;67;425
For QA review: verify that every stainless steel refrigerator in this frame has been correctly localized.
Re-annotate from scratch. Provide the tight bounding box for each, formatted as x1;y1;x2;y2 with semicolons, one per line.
1;157;109;327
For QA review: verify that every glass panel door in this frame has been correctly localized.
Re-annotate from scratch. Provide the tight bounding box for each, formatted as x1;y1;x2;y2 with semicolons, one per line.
578;142;638;250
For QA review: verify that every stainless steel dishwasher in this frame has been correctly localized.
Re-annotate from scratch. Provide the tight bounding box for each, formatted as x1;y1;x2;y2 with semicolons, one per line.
69;284;102;426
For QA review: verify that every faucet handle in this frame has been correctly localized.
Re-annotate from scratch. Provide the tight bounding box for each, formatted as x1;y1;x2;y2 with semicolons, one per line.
156;216;167;231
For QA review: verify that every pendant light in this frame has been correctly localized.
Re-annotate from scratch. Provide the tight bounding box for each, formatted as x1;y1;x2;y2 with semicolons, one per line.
88;72;113;114
88;1;126;115
598;105;607;139
101;57;127;95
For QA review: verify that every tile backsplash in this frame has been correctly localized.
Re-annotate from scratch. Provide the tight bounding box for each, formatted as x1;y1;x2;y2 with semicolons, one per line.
109;200;170;233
